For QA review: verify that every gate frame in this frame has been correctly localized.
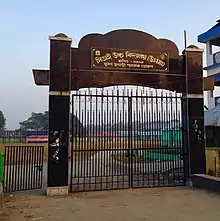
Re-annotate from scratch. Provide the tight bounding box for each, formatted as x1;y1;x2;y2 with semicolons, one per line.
70;90;185;192
32;30;206;196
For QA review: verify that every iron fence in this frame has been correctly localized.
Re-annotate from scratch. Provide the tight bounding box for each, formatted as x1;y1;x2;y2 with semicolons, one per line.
70;88;185;192
3;145;44;192
0;131;48;144
0;134;26;144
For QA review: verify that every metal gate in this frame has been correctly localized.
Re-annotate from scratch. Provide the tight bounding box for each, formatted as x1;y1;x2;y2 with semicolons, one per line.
4;145;44;192
70;88;185;192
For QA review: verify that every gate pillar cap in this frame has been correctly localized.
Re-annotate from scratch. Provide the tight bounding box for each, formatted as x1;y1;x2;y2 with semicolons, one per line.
182;45;204;54
49;33;72;42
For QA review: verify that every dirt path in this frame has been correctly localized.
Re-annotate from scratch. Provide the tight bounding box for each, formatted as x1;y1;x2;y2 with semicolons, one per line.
1;187;220;221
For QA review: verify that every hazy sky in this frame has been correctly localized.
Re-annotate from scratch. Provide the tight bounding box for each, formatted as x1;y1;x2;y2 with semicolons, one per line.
1;0;220;129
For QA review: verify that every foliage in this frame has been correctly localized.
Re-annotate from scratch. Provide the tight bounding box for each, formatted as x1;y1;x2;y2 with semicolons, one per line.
0;110;6;131
19;111;49;131
19;111;86;135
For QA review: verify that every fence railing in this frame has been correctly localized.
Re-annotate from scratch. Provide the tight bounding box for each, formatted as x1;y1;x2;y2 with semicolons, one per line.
0;135;26;144
0;131;48;144
3;145;44;192
0;126;218;146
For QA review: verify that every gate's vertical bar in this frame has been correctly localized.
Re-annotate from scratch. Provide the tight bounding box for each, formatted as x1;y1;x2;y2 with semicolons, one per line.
97;100;101;189
11;146;16;191
19;146;24;191
128;93;133;188
4;147;8;192
31;146;36;189
70;94;74;192
122;89;126;186
83;91;87;190
111;89;114;188
140;89;144;187
39;146;44;189
75;94;80;191
26;146;31;190
176;94;182;183
22;146;27;191
104;95;108;188
145;92;150;186
32;146;36;189
170;93;175;184
15;145;20;191
91;96;95;190
119;95;123;187
89;90;94;190
101;89;104;190
134;89;139;187
106;90;111;188
116;89;119;188
37;145;42;189
8;147;12;192
34;146;38;189
164;92;169;185
155;89;160;186
161;91;165;186
20;146;27;190
167;96;172;185
151;93;156;186
95;90;99;189
47;34;72;196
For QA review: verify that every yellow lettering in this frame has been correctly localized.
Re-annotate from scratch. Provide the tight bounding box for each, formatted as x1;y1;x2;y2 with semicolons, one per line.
95;57;102;64
93;49;167;70
141;64;154;69
112;52;124;59
95;53;112;64
112;52;117;59
146;55;165;67
114;62;127;68
125;51;148;60
118;59;129;63
140;54;147;60
104;62;113;67
127;63;141;68
125;51;132;58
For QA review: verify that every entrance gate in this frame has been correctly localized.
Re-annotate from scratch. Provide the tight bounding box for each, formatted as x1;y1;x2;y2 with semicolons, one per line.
32;29;206;196
70;87;185;192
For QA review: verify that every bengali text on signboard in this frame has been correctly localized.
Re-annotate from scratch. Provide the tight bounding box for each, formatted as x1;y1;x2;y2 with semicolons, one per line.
91;47;169;72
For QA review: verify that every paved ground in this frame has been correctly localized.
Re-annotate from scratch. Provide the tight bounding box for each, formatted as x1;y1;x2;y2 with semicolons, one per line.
1;187;220;221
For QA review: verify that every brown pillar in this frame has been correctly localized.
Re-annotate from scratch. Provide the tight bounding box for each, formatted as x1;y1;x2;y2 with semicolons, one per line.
182;46;206;182
47;33;72;196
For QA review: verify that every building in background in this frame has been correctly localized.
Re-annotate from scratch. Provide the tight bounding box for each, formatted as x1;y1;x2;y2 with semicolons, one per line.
198;20;220;109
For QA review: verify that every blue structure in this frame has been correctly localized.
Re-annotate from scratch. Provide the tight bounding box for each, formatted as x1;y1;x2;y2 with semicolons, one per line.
198;19;220;45
198;20;220;110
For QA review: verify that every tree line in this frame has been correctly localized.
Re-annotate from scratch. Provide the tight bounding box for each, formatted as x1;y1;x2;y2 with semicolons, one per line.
0;109;181;133
0;110;85;134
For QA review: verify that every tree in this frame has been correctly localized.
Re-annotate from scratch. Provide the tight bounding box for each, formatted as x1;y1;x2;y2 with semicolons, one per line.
19;111;86;135
0;110;6;131
19;111;49;131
